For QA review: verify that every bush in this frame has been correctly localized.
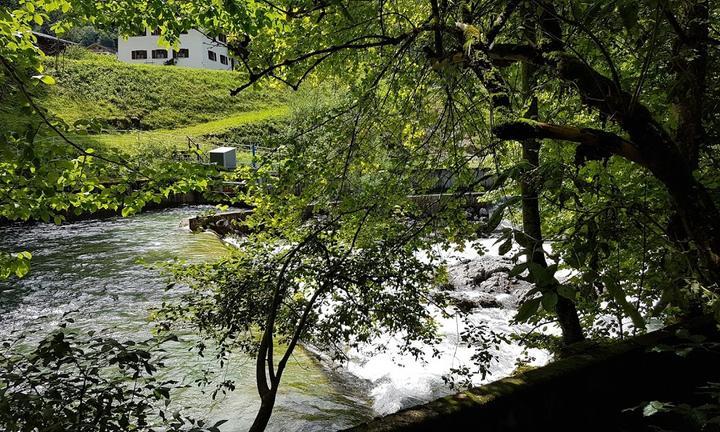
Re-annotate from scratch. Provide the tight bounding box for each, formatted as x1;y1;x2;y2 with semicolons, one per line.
201;117;290;148
0;321;225;432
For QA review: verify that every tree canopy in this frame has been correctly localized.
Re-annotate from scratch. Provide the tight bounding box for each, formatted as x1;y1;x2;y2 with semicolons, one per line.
3;0;720;430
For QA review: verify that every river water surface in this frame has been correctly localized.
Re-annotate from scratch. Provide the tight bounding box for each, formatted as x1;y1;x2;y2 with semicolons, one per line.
0;207;557;431
0;207;373;431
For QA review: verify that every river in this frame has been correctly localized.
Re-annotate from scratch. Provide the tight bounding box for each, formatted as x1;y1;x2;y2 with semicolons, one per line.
0;207;373;431
0;207;553;431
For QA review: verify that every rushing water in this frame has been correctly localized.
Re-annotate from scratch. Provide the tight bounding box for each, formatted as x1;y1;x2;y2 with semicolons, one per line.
0;207;373;431
0;207;558;431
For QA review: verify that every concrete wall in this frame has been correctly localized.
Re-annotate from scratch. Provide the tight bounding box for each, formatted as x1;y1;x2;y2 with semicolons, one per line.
117;29;232;70
346;316;720;432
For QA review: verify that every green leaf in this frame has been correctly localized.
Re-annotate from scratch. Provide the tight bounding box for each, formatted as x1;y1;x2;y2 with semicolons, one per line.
498;238;512;256
513;230;535;248
557;284;576;300
486;208;504;232
509;262;528;277
528;263;554;287
541;292;558;312
515;297;541;322
32;74;56;85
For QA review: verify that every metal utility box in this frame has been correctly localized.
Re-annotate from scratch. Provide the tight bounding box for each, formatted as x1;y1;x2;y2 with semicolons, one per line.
209;147;237;170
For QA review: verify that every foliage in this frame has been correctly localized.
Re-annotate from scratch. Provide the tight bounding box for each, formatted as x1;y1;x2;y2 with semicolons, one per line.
0;251;32;280
156;78;488;428
0;319;226;432
201;116;289;149
0;1;285;280
158;228;443;362
4;0;720;429
0;130;219;223
65;25;117;48
442;320;509;389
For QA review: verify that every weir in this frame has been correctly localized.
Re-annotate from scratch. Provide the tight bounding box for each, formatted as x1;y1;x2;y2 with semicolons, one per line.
187;192;492;236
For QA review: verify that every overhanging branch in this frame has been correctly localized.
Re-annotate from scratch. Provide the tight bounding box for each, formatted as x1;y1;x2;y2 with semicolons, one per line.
493;120;643;164
485;43;677;158
230;27;428;95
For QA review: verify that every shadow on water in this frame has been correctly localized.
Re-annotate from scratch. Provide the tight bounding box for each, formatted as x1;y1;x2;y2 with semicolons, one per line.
0;206;374;431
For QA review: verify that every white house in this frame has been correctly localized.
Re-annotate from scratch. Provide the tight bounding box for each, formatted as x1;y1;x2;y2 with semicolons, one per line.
117;29;233;71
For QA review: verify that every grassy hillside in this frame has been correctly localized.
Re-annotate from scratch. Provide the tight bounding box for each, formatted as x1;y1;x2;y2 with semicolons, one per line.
1;50;299;168
37;52;286;130
58;107;289;162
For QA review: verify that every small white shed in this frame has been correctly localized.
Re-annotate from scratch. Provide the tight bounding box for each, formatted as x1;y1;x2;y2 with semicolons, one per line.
209;147;237;170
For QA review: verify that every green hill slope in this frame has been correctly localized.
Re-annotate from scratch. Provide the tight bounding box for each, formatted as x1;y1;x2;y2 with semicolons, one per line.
11;52;285;131
46;54;284;130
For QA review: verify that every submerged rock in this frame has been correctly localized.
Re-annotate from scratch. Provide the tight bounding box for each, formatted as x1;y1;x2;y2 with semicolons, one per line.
443;249;532;311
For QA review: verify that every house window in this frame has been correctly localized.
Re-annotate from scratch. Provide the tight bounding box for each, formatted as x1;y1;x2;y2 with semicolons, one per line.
152;49;168;59
217;34;227;43
208;50;217;61
175;48;189;58
220;54;228;65
151;27;161;36
131;50;147;60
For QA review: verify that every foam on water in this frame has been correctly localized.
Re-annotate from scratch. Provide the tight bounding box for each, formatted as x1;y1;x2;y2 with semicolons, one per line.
344;240;552;415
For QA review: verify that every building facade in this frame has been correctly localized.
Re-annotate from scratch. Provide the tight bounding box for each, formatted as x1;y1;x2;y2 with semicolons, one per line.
117;29;233;70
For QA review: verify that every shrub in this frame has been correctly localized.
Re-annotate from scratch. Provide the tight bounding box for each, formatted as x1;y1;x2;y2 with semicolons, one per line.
0;321;225;432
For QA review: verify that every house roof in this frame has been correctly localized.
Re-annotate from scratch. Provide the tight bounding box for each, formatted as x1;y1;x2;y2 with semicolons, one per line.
32;31;77;46
86;42;117;53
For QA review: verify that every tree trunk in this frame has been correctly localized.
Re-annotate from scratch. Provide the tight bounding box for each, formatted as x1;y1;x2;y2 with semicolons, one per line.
519;17;584;345
249;391;278;432
518;120;585;345
671;0;708;171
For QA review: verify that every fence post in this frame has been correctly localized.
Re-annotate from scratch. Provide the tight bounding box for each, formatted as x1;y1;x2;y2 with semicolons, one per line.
251;143;257;170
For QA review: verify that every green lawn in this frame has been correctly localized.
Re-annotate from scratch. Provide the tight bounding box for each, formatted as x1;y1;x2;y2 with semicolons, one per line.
40;106;288;165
